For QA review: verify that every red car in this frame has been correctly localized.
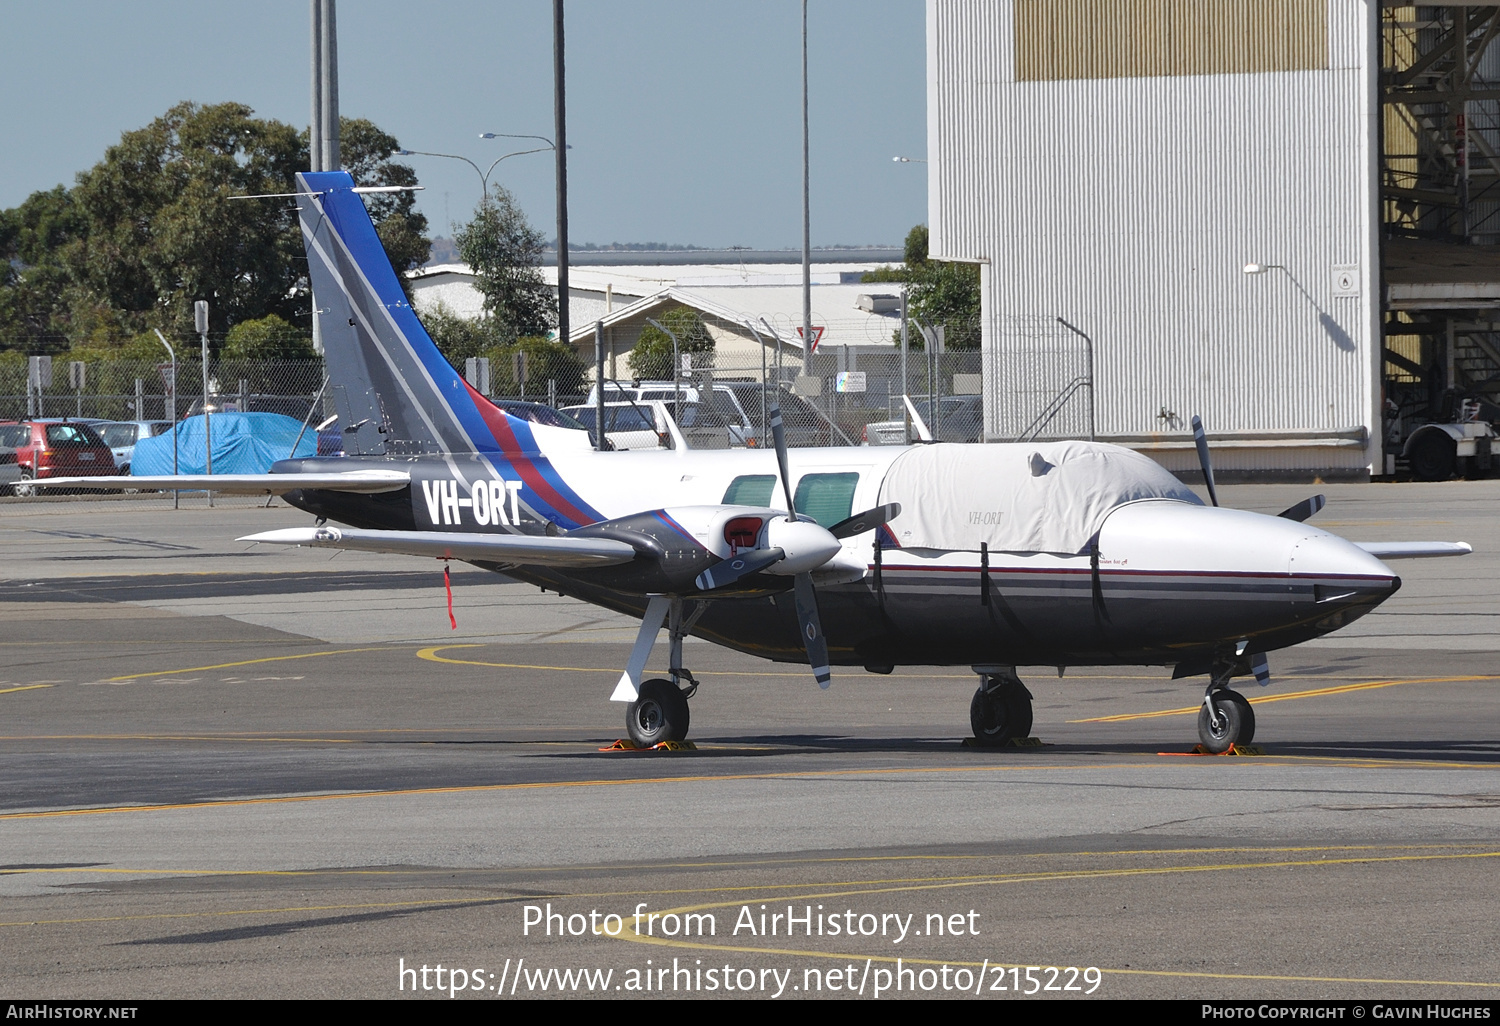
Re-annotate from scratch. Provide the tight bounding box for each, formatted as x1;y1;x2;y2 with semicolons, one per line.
4;421;117;495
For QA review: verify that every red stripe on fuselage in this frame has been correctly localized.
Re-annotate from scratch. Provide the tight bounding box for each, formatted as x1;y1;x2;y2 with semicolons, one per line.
462;381;597;527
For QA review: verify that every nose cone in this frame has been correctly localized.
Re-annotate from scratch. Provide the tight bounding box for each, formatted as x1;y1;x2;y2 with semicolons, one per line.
764;516;841;575
1097;500;1402;642
1289;531;1401;585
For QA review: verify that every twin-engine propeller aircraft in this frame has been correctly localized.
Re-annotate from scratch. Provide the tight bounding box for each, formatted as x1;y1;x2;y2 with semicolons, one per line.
46;171;1473;752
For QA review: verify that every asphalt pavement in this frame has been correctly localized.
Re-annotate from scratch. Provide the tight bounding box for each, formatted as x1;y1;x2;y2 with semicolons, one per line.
0;482;1495;1000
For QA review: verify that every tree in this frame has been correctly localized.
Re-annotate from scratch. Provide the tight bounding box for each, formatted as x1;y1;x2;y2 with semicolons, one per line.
454;187;554;341
223;313;317;359
627;306;715;380
862;223;981;350
0;102;429;353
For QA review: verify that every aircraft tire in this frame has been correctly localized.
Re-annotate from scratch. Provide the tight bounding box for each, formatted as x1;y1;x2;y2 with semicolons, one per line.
627;678;690;747
12;470;36;497
1197;690;1254;753
969;680;1032;747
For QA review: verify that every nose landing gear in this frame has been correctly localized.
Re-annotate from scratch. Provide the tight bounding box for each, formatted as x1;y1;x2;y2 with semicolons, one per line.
1198;675;1257;754
620;596;704;747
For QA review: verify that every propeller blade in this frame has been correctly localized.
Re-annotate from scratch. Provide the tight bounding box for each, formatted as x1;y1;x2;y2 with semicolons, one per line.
793;572;831;688
1277;494;1326;523
769;404;798;521
1250;652;1271;687
1191;414;1219;507
694;546;786;591
828;502;902;540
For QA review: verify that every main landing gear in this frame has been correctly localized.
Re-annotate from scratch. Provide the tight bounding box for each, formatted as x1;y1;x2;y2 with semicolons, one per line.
1197;669;1257;754
969;666;1034;746
620;596;705;747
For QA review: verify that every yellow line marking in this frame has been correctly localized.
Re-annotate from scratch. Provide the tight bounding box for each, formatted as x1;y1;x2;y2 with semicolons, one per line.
6;746;1495;823
1071;675;1500;722
0;734;356;745
0;684;54;695
1;842;1489;882
611;850;1500;989
417;646;1457;684
0;761;1205;821
10;844;1500;987
105;647;394;682
418;644;833;678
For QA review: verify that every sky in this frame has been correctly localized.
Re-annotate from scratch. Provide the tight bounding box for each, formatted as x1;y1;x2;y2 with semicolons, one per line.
0;1;928;250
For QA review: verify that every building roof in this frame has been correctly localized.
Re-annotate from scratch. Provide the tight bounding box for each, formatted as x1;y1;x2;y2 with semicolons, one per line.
407;261;908;350
566;283;904;350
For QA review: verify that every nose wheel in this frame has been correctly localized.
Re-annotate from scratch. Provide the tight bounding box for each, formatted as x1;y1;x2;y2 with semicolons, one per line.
626;678;691;747
1198;688;1256;753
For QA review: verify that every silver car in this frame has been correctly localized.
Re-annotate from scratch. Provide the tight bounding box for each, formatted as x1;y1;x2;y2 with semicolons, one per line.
96;420;174;473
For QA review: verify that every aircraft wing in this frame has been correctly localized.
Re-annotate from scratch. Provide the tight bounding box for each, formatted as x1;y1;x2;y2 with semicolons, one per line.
1355;541;1473;559
25;470;411;495
239;526;639;567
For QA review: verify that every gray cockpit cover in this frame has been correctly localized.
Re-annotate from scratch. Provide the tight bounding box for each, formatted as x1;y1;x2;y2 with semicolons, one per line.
876;441;1201;555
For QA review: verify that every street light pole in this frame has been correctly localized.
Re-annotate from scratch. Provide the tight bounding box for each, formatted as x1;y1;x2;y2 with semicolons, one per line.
195;300;212;508
152;329;179;510
801;0;811;376
397;148;550;206
554;0;570;350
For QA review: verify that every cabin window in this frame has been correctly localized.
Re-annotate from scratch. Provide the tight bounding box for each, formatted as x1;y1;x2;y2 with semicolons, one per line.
723;474;775;506
793;472;859;528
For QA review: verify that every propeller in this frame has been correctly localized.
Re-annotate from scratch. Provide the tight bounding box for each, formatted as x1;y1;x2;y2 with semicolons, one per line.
1190;414;1219;507
771;403;833;687
1277;494;1326;523
693;407;895;684
1194;415;1325;523
694;546;785;591
828;502;901;540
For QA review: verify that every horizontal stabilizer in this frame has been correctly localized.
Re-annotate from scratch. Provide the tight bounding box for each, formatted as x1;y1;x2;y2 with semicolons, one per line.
239;526;638;567
25;471;411;495
1355;541;1473;559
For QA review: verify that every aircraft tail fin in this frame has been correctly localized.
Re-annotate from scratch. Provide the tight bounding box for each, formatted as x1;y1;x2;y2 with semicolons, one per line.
297;171;513;458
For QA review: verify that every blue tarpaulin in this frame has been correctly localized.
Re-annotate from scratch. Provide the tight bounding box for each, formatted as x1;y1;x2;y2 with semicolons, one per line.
132;413;317;476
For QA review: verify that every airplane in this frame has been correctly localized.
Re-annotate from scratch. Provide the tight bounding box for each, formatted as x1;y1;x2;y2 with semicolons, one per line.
42;170;1474;754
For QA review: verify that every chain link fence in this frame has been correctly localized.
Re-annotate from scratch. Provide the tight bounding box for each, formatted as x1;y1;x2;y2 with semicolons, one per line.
0;358;326;424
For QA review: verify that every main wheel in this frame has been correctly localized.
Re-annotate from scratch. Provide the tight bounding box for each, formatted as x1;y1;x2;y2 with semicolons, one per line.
1197;690;1254;753
969;678;1033;747
13;469;36;497
626;678;691;747
1409;431;1456;482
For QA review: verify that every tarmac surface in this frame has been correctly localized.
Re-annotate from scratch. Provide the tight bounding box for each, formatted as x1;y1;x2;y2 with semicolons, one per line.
0;482;1495;1000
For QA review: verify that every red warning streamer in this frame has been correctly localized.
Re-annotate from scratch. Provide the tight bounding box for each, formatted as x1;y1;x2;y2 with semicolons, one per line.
444;563;456;630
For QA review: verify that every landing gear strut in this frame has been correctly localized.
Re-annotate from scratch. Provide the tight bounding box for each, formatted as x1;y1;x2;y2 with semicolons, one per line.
969;666;1033;746
1197;669;1257;754
621;596;705;746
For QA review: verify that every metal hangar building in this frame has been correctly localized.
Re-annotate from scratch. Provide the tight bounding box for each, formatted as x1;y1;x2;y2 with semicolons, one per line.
927;1;1500;480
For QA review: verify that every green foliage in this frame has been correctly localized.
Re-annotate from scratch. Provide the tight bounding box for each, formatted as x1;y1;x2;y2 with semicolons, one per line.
223;314;316;359
0;102;429;354
628;306;714;380
861;223;980;350
424;302;510;364
500;336;586;396
422;302;584;396
454;188;554;340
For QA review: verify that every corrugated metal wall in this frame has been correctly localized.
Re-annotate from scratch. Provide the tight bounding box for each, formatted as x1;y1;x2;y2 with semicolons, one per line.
929;0;1382;475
